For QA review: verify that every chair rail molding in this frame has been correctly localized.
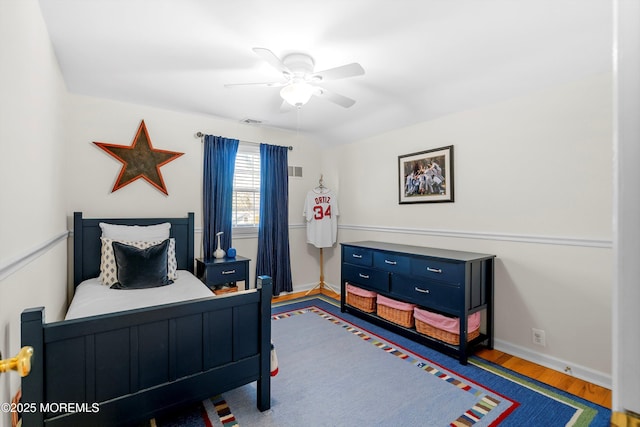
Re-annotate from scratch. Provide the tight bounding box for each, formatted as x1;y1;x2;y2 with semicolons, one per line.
339;224;612;249
0;231;69;281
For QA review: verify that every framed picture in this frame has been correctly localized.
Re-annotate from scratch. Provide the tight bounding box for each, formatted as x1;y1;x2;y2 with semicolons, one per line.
398;145;454;204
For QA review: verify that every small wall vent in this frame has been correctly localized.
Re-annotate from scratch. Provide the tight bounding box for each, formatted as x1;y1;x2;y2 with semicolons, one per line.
240;118;263;125
288;166;303;178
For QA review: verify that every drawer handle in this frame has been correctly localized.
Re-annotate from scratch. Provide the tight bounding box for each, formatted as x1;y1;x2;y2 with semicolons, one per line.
426;267;442;273
358;273;370;279
352;254;363;259
415;287;430;294
384;260;397;265
222;269;236;275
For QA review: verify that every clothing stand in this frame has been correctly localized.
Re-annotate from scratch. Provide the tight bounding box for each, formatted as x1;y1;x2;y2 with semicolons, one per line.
306;175;339;295
305;246;339;295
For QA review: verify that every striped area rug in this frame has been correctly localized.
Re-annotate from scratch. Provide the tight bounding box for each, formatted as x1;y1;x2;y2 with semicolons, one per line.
150;296;610;426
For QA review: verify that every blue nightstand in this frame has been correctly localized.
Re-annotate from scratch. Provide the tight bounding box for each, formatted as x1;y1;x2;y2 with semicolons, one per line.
196;256;250;295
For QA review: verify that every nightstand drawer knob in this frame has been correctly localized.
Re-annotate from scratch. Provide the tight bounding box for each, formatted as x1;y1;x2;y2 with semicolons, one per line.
384;260;397;265
222;269;236;275
352;254;363;259
359;273;370;279
426;267;442;273
415;287;430;294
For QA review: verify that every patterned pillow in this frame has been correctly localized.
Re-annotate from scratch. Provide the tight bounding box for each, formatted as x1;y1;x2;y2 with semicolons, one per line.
99;237;177;286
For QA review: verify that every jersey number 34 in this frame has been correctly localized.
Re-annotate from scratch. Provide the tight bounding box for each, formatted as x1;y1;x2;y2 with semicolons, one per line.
313;205;332;220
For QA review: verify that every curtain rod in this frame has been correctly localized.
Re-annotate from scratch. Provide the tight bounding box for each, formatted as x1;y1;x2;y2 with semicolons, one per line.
195;132;293;151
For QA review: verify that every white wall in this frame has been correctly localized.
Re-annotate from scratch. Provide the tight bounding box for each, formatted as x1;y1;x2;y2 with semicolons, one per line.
324;73;613;385
0;1;69;426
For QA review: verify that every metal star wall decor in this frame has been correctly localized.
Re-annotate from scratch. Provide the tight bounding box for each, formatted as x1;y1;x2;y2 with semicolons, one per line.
93;120;183;195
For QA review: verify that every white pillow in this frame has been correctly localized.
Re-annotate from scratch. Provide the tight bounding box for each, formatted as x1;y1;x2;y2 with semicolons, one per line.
99;222;171;241
99;237;178;286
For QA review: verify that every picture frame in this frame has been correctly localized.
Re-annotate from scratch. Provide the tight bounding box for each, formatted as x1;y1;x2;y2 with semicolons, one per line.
398;145;454;204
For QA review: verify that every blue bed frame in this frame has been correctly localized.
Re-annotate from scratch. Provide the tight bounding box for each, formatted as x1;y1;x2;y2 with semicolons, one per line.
20;212;272;426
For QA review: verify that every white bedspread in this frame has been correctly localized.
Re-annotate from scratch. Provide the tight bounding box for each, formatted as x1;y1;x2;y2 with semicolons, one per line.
65;270;214;320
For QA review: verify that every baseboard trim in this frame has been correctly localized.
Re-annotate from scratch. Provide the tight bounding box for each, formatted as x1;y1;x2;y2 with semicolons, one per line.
494;338;612;389
0;231;69;281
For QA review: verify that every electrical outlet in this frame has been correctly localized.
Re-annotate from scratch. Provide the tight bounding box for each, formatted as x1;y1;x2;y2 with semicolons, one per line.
532;328;546;346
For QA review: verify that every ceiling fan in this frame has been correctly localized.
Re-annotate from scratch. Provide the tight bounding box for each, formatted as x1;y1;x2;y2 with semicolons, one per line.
225;48;365;109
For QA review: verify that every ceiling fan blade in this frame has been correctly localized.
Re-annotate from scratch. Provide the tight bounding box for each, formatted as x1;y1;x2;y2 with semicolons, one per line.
311;63;364;82
224;81;287;88
252;47;291;75
314;88;356;108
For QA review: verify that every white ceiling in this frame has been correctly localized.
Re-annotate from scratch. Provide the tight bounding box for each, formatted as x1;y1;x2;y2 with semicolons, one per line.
38;0;612;145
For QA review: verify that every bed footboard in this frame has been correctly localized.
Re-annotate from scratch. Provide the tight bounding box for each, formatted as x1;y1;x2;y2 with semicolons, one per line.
21;276;272;427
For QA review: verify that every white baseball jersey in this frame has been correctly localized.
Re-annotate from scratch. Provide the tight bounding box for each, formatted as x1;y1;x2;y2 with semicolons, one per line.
303;188;339;248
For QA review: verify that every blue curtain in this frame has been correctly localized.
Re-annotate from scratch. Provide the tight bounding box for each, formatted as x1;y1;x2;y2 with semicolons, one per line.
256;144;292;295
203;135;239;259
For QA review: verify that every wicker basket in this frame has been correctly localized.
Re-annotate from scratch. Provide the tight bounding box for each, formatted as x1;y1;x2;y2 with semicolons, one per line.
346;284;377;313
376;295;416;328
414;308;481;345
415;320;480;345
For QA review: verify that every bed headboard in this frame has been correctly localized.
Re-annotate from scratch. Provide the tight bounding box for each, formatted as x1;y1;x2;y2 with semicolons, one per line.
73;212;195;287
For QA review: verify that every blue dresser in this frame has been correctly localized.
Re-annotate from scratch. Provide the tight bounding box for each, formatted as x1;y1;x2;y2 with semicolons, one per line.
341;241;495;364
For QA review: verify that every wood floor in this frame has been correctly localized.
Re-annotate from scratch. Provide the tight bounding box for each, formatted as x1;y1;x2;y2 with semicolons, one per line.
474;347;611;408
272;288;612;409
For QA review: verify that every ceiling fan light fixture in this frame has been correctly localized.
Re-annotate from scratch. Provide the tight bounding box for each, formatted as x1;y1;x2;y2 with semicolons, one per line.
228;48;363;109
280;82;315;107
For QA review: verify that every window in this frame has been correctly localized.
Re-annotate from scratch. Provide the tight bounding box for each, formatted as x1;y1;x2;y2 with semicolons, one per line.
232;143;260;230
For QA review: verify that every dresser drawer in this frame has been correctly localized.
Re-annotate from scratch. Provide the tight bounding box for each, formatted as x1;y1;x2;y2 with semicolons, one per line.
373;252;410;273
342;264;389;293
392;275;461;313
343;246;374;266
411;258;464;283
